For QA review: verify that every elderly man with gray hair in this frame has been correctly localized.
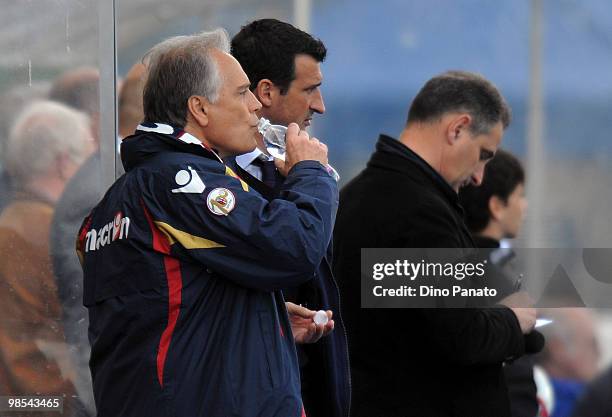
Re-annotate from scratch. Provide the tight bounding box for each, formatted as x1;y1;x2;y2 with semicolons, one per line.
78;29;337;417
0;100;93;415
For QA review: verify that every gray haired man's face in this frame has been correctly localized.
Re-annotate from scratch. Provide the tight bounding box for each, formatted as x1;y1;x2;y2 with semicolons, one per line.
202;49;262;157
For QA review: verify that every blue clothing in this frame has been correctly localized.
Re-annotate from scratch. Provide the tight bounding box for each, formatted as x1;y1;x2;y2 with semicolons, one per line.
551;379;586;417
78;123;338;417
232;155;351;417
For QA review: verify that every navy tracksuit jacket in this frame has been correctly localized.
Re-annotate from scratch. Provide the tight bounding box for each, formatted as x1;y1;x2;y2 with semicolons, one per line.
77;123;338;417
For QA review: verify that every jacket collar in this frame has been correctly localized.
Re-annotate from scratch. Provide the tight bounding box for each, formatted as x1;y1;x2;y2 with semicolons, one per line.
235;147;272;169
368;134;462;211
121;122;223;172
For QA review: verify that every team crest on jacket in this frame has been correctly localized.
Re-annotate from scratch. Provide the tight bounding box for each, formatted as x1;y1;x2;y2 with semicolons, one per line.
206;188;236;216
171;166;205;194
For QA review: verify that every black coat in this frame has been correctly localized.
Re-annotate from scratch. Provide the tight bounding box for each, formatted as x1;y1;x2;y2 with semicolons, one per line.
473;236;540;417
333;135;526;417
570;365;612;417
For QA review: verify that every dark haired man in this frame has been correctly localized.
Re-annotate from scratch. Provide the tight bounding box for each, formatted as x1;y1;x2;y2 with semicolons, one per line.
231;18;327;195
333;71;536;417
231;18;325;131
231;19;350;417
460;149;527;245
460;151;544;417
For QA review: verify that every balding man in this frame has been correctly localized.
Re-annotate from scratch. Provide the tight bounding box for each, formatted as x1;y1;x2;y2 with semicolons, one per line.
537;308;600;417
0;101;93;415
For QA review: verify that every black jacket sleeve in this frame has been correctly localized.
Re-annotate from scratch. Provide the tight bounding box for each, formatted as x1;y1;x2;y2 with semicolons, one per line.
423;307;525;366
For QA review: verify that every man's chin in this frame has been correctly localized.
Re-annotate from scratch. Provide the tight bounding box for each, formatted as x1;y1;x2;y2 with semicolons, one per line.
459;179;472;189
241;144;257;156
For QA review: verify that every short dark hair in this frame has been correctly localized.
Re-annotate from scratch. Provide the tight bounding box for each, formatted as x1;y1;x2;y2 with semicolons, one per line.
407;70;511;135
231;19;327;94
459;149;525;233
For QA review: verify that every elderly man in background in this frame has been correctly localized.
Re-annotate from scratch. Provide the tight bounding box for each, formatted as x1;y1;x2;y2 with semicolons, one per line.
0;82;50;210
537;308;600;417
0;100;94;416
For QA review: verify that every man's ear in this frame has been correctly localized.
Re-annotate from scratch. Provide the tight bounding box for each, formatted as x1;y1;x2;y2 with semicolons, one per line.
254;79;275;107
187;95;209;127
488;195;506;222
446;114;472;145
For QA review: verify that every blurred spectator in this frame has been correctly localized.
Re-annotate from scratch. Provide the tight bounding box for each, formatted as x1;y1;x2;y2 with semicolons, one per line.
0;100;93;415
49;67;100;143
118;63;146;139
45;67;100;414
0;82;50;211
0;164;10;211
536;308;600;417
460;149;541;417
570;363;612;417
49;62;144;415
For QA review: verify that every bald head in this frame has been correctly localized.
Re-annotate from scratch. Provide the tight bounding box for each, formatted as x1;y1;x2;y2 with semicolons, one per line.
119;63;146;138
6;100;93;191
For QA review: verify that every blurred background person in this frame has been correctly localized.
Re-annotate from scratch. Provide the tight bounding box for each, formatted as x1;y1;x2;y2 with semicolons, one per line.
460;149;541;417
118;63;146;140
0;82;50;211
46;66;100;415
49;62;145;415
48;67;100;143
460;148;527;250
570;363;612;417
535;308;600;417
0;100;94;416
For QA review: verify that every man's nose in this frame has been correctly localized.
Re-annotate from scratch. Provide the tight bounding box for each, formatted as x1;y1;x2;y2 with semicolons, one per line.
249;90;262;112
471;166;485;186
310;90;325;114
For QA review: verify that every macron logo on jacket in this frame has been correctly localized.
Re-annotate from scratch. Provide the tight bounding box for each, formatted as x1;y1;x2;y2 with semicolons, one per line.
84;211;130;252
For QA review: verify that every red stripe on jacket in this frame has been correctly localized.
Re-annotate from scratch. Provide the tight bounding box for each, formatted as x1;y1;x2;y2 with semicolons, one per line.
141;200;183;387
